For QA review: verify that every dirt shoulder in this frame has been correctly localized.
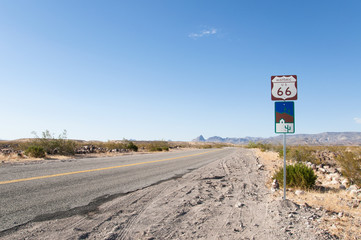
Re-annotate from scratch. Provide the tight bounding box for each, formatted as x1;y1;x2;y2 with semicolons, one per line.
1;148;336;239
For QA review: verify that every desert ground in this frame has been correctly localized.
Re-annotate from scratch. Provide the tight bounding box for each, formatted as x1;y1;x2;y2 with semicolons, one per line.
2;147;355;239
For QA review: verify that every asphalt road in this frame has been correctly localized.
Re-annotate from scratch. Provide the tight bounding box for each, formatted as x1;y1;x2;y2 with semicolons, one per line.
0;148;236;232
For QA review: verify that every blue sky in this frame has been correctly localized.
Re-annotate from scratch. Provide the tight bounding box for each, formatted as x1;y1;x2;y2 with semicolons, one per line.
1;0;361;141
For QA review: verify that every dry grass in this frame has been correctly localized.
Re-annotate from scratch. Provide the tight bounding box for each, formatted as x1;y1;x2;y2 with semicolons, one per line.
288;190;361;239
253;149;281;186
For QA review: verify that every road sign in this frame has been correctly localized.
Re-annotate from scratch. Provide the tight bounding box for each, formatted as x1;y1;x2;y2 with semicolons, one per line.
271;75;297;101
275;101;295;133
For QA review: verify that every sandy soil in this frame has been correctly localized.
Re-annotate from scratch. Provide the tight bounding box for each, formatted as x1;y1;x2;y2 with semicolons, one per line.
0;148;336;239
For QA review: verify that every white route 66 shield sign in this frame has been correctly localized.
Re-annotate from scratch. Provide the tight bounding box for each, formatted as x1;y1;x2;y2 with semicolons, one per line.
271;75;297;101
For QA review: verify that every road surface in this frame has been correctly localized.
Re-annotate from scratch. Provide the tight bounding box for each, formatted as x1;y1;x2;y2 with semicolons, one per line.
0;148;235;232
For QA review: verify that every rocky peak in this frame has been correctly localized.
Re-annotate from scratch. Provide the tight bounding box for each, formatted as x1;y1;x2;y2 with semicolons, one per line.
193;135;206;142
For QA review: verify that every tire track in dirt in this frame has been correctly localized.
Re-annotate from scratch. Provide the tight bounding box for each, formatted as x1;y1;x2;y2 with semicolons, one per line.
116;185;170;240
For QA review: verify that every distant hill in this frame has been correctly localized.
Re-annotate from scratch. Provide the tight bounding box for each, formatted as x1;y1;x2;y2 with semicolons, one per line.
192;135;264;145
192;132;361;146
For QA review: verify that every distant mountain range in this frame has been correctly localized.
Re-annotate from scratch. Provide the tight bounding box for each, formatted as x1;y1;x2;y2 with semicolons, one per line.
192;132;361;146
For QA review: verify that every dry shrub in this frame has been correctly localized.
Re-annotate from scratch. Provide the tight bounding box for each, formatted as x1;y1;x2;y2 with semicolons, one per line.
246;142;282;153
337;151;361;187
147;141;170;152
104;140;138;152
26;130;77;155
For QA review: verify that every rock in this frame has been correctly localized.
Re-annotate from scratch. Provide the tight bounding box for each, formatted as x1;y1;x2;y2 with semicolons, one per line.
271;179;279;192
330;179;340;185
318;168;327;174
272;179;279;185
257;164;264;170
351;200;360;208
235;202;244;208
341;178;348;186
303;202;311;209
333;175;340;182
217;194;225;201
329;173;341;181
349;190;358;197
339;185;346;190
295;190;305;196
316;207;323;211
338;212;343;218
348;185;359;191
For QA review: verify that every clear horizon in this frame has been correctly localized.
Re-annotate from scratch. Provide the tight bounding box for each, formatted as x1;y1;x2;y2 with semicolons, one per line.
1;1;361;141
2;131;361;142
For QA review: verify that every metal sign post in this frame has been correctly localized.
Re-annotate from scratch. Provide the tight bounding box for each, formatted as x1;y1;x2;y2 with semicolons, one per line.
275;101;294;200
283;133;286;200
271;75;297;200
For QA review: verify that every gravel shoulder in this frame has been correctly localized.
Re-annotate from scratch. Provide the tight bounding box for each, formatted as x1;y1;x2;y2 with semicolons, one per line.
1;148;337;239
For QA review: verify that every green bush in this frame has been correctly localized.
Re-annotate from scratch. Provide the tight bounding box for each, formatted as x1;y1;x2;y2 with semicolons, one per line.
104;140;138;152
124;140;138;152
148;141;169;152
273;163;317;189
28;130;77;155
337;151;361;187
25;146;46;158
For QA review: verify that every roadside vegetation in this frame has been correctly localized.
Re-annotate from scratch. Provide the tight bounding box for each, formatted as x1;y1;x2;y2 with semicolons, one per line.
247;142;361;188
337;150;361;187
253;143;361;239
24;146;46;158
26;130;77;155
0;133;234;161
246;141;283;153
139;141;170;152
273;163;317;189
101;140;139;152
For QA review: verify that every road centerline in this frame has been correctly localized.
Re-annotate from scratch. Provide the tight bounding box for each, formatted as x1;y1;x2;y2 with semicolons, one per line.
0;149;220;185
